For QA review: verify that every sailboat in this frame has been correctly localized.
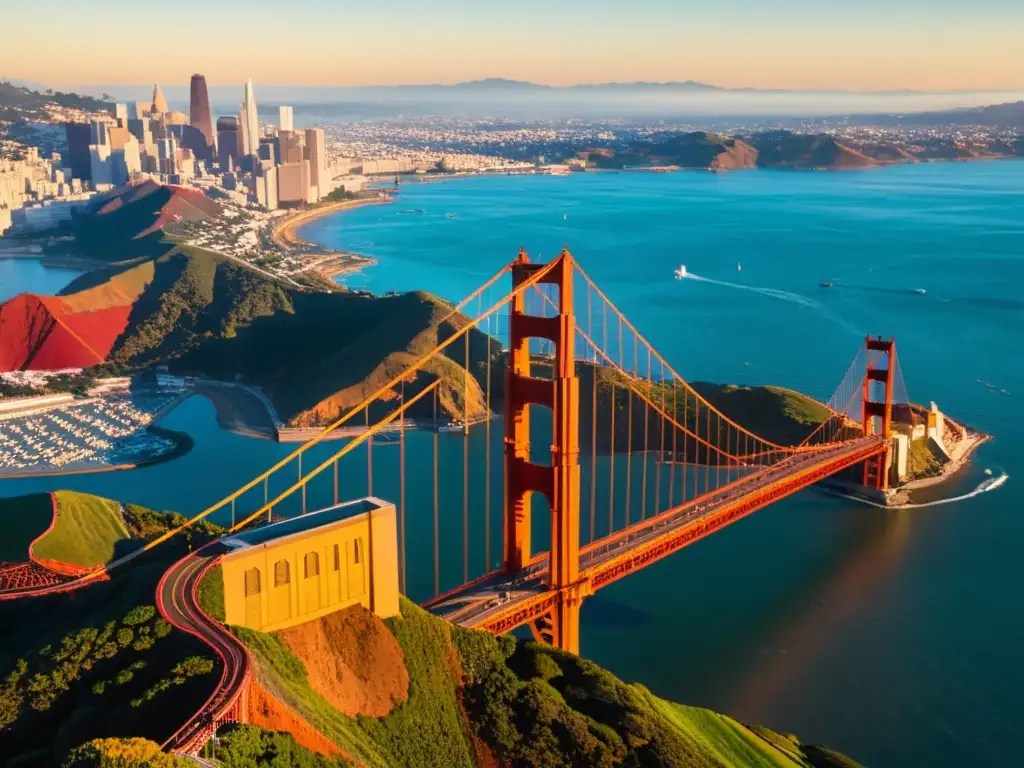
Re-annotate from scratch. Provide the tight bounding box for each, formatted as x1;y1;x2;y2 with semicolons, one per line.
674;265;687;280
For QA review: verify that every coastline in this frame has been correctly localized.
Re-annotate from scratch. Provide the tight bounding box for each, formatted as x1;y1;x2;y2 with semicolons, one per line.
271;196;394;281
0;424;194;480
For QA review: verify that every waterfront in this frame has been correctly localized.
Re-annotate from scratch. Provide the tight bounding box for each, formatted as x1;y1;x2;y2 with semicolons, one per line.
2;163;1023;766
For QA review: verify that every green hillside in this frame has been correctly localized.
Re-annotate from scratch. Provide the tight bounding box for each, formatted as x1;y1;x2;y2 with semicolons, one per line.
575;363;841;459
32;492;129;569
70;246;498;427
231;597;860;768
0;497;225;767
0;491;221;571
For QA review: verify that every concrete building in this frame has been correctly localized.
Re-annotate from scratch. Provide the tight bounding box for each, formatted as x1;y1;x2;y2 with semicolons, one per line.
189;73;216;158
278;129;303;164
239;78;260;161
219;498;399;633
304;128;326;201
63;123;92;181
89;143;113;185
115;103;128;124
279;105;293;132
256;165;278;210
151;84;169;115
216;116;239;169
277;159;312;205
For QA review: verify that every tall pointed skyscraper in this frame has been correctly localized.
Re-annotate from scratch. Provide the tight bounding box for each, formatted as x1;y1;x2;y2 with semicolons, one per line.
151;84;168;114
189;74;216;159
239;79;260;159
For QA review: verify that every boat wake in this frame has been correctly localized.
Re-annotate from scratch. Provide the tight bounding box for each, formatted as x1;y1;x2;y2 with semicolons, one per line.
678;269;861;335
823;473;1009;510
684;272;822;309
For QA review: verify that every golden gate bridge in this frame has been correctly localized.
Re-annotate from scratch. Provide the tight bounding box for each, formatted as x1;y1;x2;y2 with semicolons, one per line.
0;248;913;753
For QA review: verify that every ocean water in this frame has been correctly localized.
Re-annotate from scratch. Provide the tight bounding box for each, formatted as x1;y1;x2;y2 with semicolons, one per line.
0;258;83;303
305;165;1024;767
2;163;1023;766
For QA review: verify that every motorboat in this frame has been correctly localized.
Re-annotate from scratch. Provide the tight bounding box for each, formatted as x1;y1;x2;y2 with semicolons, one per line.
914;288;926;295
818;281;834;288
674;265;687;280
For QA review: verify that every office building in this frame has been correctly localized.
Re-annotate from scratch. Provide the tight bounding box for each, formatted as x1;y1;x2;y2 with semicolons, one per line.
278;130;303;164
277;159;311;205
90;120;108;147
189;74;216;158
239;78;260;160
151;84;169;115
89;143;113;185
216;116;239;169
126;101;145;120
115;103;128;125
304;128;326;201
256;165;278;210
64;123;92;181
279;105;293;132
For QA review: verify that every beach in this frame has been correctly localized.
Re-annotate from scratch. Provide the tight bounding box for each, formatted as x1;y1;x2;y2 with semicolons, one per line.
271;196;393;280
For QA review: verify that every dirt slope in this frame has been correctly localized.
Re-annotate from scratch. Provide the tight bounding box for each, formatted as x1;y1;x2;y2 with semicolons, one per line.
277;605;409;718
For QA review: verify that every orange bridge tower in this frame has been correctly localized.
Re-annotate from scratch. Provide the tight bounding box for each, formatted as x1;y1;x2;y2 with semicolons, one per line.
504;248;586;653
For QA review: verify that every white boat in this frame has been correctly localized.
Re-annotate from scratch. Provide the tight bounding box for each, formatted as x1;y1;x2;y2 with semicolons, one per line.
915;288;927;295
737;262;742;272
674;265;687;280
446;213;457;220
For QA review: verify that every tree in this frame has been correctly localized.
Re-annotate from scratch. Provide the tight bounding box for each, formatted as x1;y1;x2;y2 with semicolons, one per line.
63;737;185;767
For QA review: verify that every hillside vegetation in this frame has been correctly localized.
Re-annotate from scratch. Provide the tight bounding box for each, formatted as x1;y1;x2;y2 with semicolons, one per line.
232;597;861;768
0;491;221;572
0;495;225;767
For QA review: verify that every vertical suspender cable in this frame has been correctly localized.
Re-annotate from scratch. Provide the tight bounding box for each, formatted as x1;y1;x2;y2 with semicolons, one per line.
433;387;440;597
463;331;470;584
399;377;407;594
366;405;373;497
641;345;651;520
485;301;492;573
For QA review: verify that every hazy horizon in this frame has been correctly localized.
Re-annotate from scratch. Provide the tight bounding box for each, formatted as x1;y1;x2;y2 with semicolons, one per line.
3;0;1022;93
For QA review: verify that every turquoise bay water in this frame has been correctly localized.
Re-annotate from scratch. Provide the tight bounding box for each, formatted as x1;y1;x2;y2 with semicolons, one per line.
3;164;1023;766
0;258;83;303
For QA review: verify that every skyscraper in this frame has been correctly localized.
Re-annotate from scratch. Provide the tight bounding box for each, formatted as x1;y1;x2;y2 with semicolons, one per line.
216;116;240;169
305;128;327;200
239;79;260;160
279;105;293;132
64;123;92;181
151;84;169;114
189;74;216;158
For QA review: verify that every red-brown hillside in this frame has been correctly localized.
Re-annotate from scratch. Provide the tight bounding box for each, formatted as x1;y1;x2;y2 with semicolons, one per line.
87;180;222;240
0;293;132;371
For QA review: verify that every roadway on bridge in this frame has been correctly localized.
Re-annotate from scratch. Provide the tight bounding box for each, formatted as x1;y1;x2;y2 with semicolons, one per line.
428;437;885;631
156;544;250;755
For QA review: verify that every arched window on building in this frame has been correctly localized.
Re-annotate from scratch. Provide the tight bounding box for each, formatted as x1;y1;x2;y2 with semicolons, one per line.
304;551;320;579
274;559;290;587
244;567;261;596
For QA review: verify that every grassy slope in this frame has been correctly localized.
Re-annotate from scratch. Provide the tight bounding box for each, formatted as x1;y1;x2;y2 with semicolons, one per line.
32;491;130;569
0;493;54;562
0;500;226;768
234;597;861;768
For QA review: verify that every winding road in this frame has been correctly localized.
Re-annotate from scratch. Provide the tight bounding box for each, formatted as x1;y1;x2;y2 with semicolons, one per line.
156;543;251;755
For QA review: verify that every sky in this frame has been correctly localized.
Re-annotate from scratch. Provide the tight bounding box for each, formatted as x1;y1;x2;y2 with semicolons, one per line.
3;0;1023;91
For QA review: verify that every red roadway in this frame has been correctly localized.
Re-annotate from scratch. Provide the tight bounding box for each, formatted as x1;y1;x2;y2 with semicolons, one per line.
156;544;251;755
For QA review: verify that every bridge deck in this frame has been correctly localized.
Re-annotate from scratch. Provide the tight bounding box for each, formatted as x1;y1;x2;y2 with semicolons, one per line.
427;437;886;632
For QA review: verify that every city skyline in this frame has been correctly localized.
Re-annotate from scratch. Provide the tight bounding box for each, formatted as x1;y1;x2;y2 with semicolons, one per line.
2;0;1023;92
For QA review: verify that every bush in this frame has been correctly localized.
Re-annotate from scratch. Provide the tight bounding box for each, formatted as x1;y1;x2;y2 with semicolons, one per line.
62;737;184;767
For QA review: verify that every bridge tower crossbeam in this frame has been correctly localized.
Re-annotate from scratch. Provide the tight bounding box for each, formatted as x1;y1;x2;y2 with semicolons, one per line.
503;248;586;653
